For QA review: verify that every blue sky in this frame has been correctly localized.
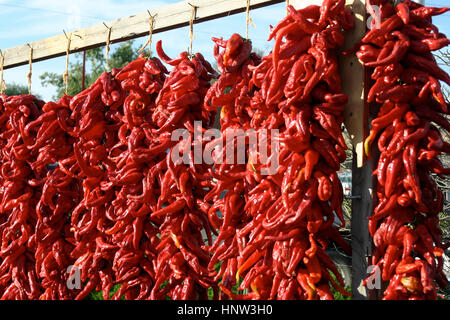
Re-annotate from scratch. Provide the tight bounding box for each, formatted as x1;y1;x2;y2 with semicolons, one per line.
0;0;448;101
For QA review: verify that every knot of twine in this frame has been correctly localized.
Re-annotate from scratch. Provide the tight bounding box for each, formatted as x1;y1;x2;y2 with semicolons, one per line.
63;31;72;95
188;3;197;55
246;0;255;40
138;12;156;56
27;44;33;95
104;23;112;72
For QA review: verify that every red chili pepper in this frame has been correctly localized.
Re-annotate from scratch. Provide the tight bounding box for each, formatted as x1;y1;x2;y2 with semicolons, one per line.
362;14;403;44
395;2;410;24
287;5;322;34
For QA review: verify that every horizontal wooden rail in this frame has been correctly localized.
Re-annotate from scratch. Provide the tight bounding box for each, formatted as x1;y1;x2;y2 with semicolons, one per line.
1;0;285;70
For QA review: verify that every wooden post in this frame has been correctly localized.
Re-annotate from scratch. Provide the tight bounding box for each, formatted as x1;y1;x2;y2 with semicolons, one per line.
350;151;374;299
340;0;367;170
338;0;373;300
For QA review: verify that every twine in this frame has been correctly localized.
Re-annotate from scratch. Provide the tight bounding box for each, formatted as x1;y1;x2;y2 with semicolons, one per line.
63;31;72;95
188;3;197;55
81;50;86;91
138;11;156;56
27;44;33;95
246;0;255;40
104;23;112;72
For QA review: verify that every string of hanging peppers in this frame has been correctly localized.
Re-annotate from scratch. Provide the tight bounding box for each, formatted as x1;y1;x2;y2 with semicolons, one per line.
204;0;354;300
0;0;449;300
359;0;450;300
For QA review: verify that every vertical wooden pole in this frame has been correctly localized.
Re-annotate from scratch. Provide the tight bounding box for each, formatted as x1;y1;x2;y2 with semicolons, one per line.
350;147;374;300
338;0;373;300
350;159;375;299
340;0;366;169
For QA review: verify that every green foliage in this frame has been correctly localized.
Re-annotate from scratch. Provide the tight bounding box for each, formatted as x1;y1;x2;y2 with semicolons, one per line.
3;82;41;98
40;41;139;100
110;42;140;70
208;287;215;300
205;261;248;300
86;284;124;300
86;289;104;301
328;270;351;300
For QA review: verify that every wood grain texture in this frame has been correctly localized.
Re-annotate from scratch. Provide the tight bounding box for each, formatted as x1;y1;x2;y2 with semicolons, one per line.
338;0;372;300
340;0;367;169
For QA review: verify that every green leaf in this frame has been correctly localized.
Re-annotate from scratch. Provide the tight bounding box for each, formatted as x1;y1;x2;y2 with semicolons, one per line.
86;284;124;300
328;270;351;300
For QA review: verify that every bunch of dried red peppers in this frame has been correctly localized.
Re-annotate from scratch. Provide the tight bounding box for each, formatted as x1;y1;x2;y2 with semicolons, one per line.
0;0;449;300
204;0;354;300
359;0;449;300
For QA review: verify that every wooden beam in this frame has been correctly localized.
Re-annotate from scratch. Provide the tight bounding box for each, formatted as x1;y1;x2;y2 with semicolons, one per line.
1;0;285;70
338;0;372;300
